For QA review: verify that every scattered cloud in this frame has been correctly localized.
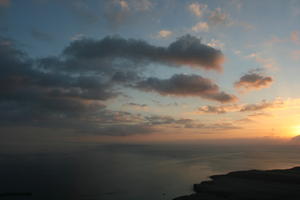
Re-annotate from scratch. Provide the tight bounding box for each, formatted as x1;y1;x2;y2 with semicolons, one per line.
156;30;173;38
145;115;240;130
188;2;207;17
104;0;153;29
234;71;273;92
131;0;153;11
192;22;209;32
135;74;238;103
197;99;283;114
70;33;85;41
124;102;149;110
208;8;230;26
291;50;300;60
198;104;240;114
240;100;283;112
291;31;300;44
118;0;129;10
207;39;224;49
248;112;272;118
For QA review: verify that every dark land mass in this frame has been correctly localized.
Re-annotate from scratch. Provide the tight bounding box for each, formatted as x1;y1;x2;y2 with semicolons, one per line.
0;192;32;197
174;167;300;200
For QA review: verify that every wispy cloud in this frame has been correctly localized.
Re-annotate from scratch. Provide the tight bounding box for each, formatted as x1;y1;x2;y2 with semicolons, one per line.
197;99;283;114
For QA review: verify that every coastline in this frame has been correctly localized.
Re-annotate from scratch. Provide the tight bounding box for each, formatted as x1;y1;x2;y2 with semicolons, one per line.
174;166;300;200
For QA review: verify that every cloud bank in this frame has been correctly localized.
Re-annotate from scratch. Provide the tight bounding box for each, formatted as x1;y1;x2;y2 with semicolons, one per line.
62;34;224;71
0;34;232;136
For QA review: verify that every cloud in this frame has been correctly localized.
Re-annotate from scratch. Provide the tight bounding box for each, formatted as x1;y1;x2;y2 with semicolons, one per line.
70;33;85;41
185;122;240;130
62;34;224;71
135;74;237;103
197;99;283;114
246;53;278;70
234;71;273;92
127;103;148;107
119;0;129;10
240;100;283;112
198;104;240;114
0;36;120;130
291;31;300;44
104;0;153;28
0;35;230;136
131;0;153;11
291;50;300;60
144;115;240;130
145;115;192;126
188;2;207;17
124;102;149;110
157;30;173;38
207;39;224;49
192;22;209;32
88;124;155;136
208;8;230;26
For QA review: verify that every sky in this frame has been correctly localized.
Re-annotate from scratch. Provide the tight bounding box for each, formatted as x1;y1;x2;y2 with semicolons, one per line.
2;0;300;146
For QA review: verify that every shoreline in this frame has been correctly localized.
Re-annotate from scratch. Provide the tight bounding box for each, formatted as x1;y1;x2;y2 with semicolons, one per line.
173;166;300;200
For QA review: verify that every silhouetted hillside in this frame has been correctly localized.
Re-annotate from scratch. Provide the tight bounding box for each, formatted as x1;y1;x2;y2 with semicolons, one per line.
174;167;300;200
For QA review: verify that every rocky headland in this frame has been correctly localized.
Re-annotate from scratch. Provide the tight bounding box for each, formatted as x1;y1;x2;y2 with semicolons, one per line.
174;166;300;200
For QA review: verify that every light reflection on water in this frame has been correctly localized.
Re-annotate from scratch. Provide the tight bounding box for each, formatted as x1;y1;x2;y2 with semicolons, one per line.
1;144;300;200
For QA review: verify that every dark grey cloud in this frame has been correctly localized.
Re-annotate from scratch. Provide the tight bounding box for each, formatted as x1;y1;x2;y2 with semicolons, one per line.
235;72;273;91
135;74;237;103
0;34;231;136
0;37;118;130
62;34;224;71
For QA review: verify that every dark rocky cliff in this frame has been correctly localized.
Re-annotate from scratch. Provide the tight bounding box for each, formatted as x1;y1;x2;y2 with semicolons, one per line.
174;167;300;200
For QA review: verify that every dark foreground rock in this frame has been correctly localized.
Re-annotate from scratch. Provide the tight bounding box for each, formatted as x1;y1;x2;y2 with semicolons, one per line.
174;167;300;200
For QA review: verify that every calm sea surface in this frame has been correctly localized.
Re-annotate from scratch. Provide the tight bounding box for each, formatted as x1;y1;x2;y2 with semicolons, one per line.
1;143;300;200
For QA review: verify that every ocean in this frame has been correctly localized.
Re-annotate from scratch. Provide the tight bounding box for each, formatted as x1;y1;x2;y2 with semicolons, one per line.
1;143;300;200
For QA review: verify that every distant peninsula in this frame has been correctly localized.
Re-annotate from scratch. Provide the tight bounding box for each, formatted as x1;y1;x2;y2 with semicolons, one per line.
174;166;300;200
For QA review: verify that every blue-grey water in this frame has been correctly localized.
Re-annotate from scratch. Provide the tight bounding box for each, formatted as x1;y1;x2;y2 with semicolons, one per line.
1;143;300;200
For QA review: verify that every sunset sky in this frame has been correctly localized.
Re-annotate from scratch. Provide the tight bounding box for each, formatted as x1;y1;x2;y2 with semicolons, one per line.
2;0;300;145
